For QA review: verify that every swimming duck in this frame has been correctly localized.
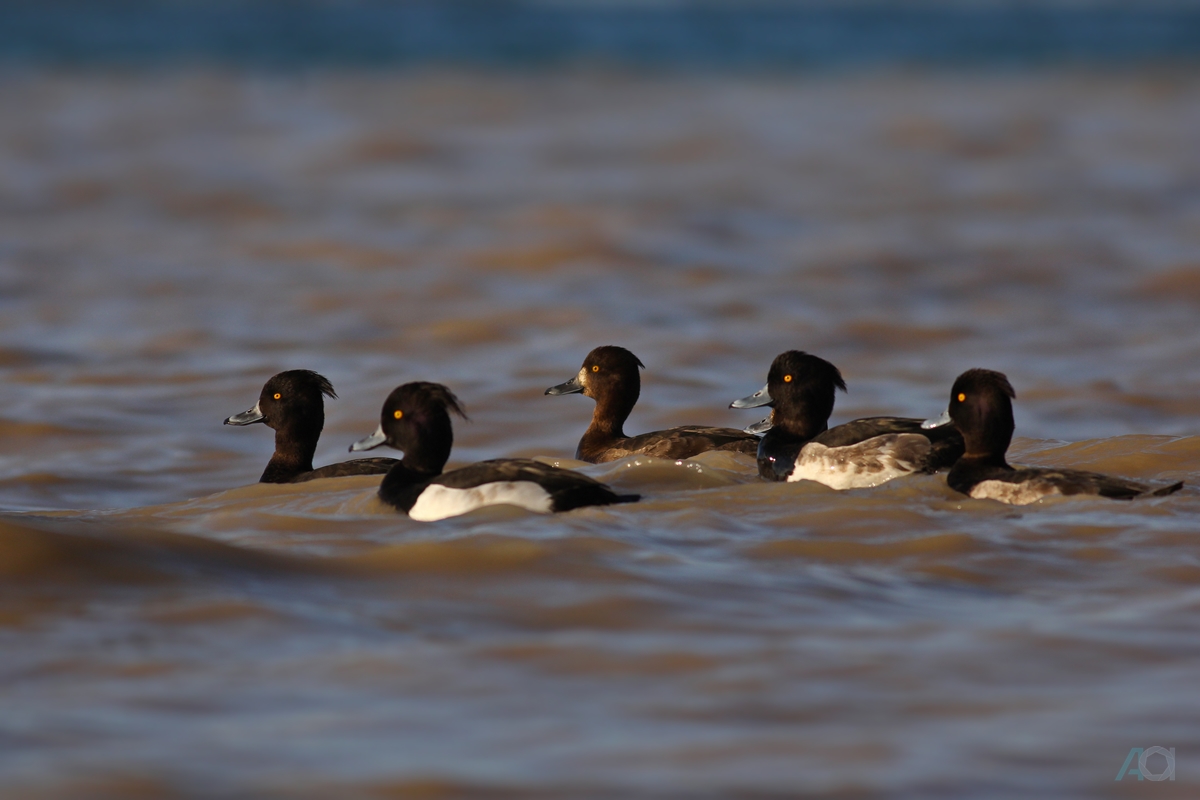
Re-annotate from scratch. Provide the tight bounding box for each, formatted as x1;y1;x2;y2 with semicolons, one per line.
350;381;639;520
730;350;964;488
545;345;759;463
922;368;1183;504
225;370;397;483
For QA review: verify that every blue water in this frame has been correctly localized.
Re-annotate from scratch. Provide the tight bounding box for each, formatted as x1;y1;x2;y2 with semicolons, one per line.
2;1;1199;69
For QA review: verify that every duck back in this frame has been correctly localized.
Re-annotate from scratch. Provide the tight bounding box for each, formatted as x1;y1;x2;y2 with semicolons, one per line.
950;460;1184;505
586;425;758;463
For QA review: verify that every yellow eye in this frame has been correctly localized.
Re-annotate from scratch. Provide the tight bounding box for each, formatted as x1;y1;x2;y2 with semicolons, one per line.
783;375;792;383
393;410;403;420
273;393;281;400
957;393;966;402
591;365;599;372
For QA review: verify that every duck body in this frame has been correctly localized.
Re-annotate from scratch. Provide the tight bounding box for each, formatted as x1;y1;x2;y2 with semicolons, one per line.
285;458;400;484
353;382;638;521
379;458;634;521
546;345;758;464
577;424;760;464
225;369;397;484
948;459;1182;504
926;368;1183;505
758;417;962;487
732;351;964;488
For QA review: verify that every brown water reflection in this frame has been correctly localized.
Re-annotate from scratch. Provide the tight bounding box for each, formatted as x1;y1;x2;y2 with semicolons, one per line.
1;69;1199;797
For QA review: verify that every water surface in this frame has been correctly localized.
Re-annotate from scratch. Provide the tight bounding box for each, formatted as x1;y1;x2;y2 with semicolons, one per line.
1;69;1199;797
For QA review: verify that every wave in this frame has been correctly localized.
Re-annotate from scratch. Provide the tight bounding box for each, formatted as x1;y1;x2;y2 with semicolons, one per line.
2;438;1192;593
0;516;308;585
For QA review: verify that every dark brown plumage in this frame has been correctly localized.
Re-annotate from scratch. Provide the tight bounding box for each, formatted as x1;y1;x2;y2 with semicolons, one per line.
545;345;758;464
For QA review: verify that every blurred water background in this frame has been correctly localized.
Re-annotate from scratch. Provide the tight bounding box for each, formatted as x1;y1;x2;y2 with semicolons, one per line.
2;2;1200;797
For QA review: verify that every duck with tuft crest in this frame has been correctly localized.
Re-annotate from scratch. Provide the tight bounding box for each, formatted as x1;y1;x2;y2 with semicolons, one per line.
352;382;639;520
225;370;397;483
731;350;964;488
923;368;1183;504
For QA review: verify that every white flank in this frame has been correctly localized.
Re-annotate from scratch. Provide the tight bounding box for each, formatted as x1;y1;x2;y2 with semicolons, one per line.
408;481;554;522
969;479;1060;505
787;434;927;490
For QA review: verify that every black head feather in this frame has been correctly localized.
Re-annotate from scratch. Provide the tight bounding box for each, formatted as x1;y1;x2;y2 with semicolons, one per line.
246;370;338;432
392;381;468;421
763;350;846;438
227;369;341;482
948;368;1016;460
952;368;1015;401
374;382;469;473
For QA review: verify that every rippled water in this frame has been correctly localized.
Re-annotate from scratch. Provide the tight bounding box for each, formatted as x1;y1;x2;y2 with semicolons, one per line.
2;69;1200;797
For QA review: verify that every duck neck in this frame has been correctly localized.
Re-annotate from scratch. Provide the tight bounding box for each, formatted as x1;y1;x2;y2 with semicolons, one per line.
762;419;823;455
770;403;828;443
260;425;318;483
379;461;437;501
376;417;452;511
959;419;1013;469
582;391;634;445
771;383;834;443
398;429;452;478
953;392;1015;470
957;450;1011;469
